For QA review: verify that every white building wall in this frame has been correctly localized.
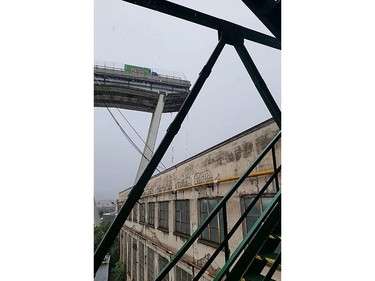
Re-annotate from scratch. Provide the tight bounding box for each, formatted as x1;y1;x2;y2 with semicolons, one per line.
118;118;281;280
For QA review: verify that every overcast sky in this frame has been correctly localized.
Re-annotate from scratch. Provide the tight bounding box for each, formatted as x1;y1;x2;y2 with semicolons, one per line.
94;0;281;200
2;1;375;279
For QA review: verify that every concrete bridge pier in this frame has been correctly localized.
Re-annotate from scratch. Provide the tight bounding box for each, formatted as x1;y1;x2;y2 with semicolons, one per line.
134;91;166;183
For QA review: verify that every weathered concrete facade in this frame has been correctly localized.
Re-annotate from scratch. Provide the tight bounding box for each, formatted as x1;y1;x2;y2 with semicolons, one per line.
118;118;281;280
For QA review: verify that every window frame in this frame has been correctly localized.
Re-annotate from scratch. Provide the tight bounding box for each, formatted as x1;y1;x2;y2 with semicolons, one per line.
242;195;274;234
158;201;169;232
198;197;224;245
158;254;169;281
176;266;193;281
139;240;145;281
132;237;138;281
174;200;190;237
139;202;146;224
133;203;138;223
147;202;155;227
147;247;155;281
127;234;131;275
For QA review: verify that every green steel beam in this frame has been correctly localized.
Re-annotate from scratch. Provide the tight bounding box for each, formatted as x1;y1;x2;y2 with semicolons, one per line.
122;0;281;50
271;147;280;192
155;132;281;281
262;253;281;281
94;38;226;275
235;43;281;129
95;2;282;278
214;191;281;281
242;0;281;41
193;165;281;281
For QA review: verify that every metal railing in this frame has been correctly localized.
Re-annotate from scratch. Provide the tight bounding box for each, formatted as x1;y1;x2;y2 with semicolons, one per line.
94;0;281;278
94;60;187;80
154;131;280;281
214;191;281;280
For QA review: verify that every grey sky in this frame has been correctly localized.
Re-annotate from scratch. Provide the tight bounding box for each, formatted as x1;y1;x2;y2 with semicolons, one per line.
2;1;374;280
3;2;373;279
94;0;281;200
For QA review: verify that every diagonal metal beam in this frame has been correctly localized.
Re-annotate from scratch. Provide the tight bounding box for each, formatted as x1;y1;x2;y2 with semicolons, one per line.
242;0;281;41
155;132;281;281
122;0;281;50
94;38;226;275
193;164;281;281
263;252;281;281
214;191;281;281
234;43;281;129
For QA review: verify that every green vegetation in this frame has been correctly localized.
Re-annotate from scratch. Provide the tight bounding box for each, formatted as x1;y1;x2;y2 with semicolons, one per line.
94;221;125;280
113;261;126;281
94;221;110;250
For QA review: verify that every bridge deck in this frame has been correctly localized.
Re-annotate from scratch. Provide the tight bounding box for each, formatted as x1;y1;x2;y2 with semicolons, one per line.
94;66;191;113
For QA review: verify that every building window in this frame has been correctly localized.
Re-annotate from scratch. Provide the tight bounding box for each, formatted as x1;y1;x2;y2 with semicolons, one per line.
132;237;137;281
242;196;273;233
199;198;224;244
133;203;138;222
139;241;145;281
140;203;145;224
122;231;127;264
175;200;190;236
127;234;131;275
148;202;155;227
147;247;155;281
176;266;193;281
158;254;169;281
158;201;169;231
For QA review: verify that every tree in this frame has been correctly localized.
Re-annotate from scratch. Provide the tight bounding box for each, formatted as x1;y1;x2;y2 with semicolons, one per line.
94;221;111;250
113;261;126;281
94;221;124;280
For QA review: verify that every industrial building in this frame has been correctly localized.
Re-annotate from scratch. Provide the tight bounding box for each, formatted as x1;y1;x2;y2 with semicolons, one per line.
118;118;281;281
94;1;282;280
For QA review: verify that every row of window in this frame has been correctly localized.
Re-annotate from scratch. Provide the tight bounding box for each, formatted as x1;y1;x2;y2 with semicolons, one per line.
123;234;193;281
127;196;273;244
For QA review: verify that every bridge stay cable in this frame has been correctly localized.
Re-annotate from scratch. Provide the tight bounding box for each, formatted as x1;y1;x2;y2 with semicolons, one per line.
105;105;164;173
94;1;281;277
116;108;168;170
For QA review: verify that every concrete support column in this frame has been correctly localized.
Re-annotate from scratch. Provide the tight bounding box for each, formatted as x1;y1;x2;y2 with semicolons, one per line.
134;92;166;183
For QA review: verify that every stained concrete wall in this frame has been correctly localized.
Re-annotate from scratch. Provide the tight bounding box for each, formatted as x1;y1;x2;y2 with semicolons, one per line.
118;118;281;280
